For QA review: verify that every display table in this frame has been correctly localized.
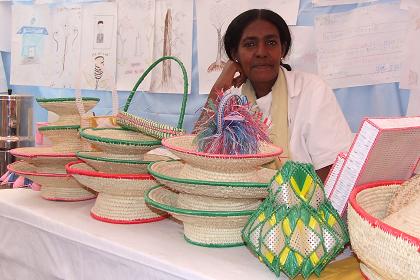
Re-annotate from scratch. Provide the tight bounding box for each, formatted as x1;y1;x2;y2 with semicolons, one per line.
0;189;363;280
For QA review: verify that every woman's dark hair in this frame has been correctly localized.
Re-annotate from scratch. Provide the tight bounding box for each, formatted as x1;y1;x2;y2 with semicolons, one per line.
223;9;292;71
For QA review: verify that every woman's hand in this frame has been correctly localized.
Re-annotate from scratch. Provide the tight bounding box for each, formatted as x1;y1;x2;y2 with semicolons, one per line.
211;60;247;94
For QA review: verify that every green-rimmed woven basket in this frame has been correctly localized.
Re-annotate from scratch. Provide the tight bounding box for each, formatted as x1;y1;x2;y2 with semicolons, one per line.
148;160;275;199
145;186;260;247
116;56;189;139
36;97;100;126
77;151;155;174
79;127;161;155
38;125;82;153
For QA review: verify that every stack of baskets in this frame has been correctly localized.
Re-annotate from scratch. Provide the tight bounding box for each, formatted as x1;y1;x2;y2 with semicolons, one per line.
7;97;99;201
348;178;420;279
145;135;282;247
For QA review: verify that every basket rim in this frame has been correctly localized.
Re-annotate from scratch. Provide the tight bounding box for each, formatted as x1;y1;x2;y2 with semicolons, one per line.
65;161;154;180
162;135;282;159
76;151;152;164
147;160;270;188
349;180;420;251
10;147;76;158
36;97;100;103
79;127;162;146
90;212;167;224
8;161;71;177
144;186;256;217
38;125;80;131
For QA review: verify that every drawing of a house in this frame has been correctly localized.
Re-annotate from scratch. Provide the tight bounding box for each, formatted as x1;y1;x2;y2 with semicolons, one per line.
17;21;48;64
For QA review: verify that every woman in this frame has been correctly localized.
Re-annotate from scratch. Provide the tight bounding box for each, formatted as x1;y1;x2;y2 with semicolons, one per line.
195;9;353;182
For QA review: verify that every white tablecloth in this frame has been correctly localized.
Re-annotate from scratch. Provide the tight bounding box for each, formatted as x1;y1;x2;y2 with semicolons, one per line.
0;189;286;280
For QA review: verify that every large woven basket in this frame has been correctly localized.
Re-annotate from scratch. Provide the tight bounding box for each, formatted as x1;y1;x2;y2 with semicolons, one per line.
348;180;420;280
145;186;260;247
36;97;100;126
8;161;96;201
162;135;282;173
117;56;189;139
80;128;161;155
10;147;77;174
38;125;83;153
148;160;275;199
66;161;165;224
76;151;154;174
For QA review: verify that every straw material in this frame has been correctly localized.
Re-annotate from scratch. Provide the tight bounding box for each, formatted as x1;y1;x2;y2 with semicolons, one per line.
80;128;161;155
91;193;166;224
76;151;153;174
38;125;82;153
148;160;274;199
348;181;420;280
37;98;99;126
387;174;420;215
10;147;77;174
176;193;261;211
8;161;96;201
145;186;255;247
360;263;385;280
67;161;165;223
162;135;282;172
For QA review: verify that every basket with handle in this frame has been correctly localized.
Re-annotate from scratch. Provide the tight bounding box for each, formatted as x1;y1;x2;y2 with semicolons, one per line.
116;56;189;139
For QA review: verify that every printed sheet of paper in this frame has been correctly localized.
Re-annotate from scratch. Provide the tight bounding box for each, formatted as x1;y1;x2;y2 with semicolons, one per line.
407;89;420;116
0;55;7;92
400;8;420;90
196;0;300;94
80;2;117;91
149;0;193;94
284;26;317;74
315;3;408;89
11;4;50;86
48;5;82;88
116;0;155;92
313;0;376;7
0;2;11;52
401;0;420;10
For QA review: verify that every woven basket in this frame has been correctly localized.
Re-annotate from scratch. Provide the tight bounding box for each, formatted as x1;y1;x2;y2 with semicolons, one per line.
66;161;165;224
36;97;100;126
348;180;420;280
80;128;161;155
10;147;77;174
387;174;420;215
116;56;189;139
76;151;154;174
360;263;384;280
145;186;259;247
162;135;282;173
38;125;82;153
148;160;275;199
8;161;96;201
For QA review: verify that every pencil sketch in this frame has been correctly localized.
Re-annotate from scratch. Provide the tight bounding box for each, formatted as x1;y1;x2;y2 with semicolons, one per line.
207;2;228;72
16;17;48;65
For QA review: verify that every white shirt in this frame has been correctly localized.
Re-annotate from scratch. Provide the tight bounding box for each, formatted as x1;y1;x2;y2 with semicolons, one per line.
254;69;353;170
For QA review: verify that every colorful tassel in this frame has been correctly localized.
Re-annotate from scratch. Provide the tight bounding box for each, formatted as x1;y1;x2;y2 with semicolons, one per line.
194;89;271;155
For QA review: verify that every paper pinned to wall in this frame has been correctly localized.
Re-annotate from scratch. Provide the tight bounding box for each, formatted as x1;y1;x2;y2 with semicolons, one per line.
400;8;420;90
313;0;377;7
116;0;155;92
0;2;11;52
284;26;317;74
196;0;300;94
10;4;50;87
0;55;7;92
400;0;420;10
149;0;193;94
407;89;420;116
80;2;117;91
315;3;408;89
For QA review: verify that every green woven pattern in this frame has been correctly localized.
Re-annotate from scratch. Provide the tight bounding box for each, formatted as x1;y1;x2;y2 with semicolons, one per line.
36;97;100;103
117;56;189;140
242;161;349;279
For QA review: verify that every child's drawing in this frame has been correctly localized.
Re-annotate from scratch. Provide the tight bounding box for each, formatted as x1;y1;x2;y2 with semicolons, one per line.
17;17;48;65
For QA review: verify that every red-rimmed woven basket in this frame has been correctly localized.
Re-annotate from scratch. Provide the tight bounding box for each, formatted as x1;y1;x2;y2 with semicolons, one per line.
348;180;420;280
8;161;96;201
162;135;282;177
10;147;77;174
66;161;166;224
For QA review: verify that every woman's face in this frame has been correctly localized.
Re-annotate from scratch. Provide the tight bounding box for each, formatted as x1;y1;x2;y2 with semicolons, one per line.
234;19;283;85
